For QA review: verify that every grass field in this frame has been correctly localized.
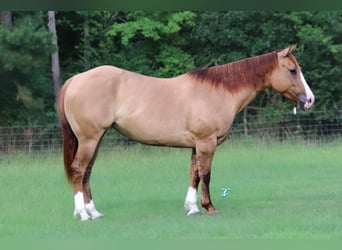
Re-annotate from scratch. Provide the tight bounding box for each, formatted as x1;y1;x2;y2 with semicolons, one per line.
0;140;341;239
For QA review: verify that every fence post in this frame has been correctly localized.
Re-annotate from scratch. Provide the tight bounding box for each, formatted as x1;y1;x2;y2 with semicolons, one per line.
243;108;248;136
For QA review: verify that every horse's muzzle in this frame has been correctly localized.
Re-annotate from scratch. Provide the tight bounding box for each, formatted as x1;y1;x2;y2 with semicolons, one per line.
299;94;314;110
299;95;306;109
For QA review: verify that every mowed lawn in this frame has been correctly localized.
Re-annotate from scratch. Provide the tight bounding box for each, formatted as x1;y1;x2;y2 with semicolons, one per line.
0;141;341;239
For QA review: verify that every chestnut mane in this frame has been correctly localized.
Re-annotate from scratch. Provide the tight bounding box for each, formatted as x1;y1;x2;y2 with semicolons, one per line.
187;51;279;93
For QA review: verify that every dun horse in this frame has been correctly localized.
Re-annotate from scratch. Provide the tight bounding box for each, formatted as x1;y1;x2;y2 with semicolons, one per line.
59;45;314;221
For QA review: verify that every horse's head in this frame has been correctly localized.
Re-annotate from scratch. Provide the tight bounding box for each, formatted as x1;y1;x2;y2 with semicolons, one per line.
270;45;315;110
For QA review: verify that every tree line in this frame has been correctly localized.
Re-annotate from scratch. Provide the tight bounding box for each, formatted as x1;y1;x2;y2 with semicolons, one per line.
0;11;341;126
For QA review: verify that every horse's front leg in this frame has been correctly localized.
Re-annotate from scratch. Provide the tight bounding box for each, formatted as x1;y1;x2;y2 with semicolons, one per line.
199;166;216;214
197;139;217;214
184;148;201;216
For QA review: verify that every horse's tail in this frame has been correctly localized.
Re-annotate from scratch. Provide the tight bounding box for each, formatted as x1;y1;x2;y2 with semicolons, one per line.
58;79;78;183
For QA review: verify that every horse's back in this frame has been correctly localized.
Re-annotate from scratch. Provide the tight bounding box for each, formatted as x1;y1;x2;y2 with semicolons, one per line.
63;65;196;146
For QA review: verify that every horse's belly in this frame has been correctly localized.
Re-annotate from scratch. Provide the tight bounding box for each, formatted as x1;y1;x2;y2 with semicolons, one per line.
113;121;194;148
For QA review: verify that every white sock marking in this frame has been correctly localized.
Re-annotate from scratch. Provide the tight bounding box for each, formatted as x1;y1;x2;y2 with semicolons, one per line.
85;200;103;219
73;192;90;221
184;187;200;216
185;186;197;203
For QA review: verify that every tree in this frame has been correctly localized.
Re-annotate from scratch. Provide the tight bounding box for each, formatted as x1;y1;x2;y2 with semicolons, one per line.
0;11;12;27
0;12;55;125
55;11;121;76
48;11;61;102
294;11;342;111
105;11;196;77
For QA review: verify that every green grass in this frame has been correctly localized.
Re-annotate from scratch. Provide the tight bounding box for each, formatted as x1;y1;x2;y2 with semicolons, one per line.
0;141;341;239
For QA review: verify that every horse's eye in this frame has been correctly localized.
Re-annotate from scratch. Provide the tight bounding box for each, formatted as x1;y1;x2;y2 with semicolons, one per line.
289;69;297;75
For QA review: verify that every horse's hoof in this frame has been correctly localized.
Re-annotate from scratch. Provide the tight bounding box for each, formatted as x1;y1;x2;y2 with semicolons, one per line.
85;201;103;220
74;209;91;221
90;211;103;220
80;212;91;221
208;208;218;215
187;209;201;216
184;201;201;216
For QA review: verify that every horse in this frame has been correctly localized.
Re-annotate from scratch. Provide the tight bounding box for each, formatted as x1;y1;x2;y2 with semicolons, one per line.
58;45;315;221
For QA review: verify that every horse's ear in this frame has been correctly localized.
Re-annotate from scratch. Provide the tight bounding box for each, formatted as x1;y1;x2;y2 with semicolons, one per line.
279;44;297;57
287;44;297;55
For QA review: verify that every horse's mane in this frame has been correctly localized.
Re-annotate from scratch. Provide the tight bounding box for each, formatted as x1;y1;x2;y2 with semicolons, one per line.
187;51;279;93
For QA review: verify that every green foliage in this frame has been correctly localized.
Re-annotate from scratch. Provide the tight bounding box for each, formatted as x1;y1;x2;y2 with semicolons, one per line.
0;13;54;73
15;84;43;110
107;11;195;45
105;11;196;77
155;45;194;77
0;12;55;125
192;11;293;65
294;12;342;110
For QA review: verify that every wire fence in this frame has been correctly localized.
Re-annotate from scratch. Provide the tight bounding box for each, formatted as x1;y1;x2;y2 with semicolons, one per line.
0;109;341;152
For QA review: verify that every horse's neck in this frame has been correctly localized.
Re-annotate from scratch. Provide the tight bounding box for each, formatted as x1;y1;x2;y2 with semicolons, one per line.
233;82;267;113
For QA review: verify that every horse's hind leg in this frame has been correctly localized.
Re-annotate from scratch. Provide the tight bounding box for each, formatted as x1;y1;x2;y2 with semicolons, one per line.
72;138;100;221
83;143;103;219
184;148;201;216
